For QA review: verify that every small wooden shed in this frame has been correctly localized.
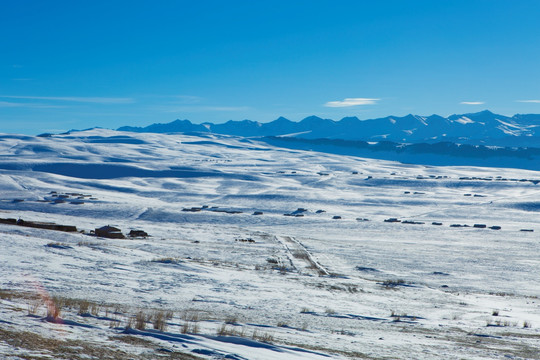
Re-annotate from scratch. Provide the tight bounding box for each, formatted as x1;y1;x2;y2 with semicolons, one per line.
95;225;125;239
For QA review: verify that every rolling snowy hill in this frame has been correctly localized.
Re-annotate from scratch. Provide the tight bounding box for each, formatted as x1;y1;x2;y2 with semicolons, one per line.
1;130;540;359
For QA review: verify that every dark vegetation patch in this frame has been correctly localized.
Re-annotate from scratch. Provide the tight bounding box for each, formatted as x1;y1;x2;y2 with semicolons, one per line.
0;217;77;232
46;242;73;250
355;266;380;273
431;271;450;276
378;279;416;288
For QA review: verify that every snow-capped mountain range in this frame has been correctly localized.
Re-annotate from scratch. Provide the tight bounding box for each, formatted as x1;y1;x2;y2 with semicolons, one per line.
118;110;540;147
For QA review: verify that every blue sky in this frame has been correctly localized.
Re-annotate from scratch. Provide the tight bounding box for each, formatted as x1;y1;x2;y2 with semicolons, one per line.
2;0;540;134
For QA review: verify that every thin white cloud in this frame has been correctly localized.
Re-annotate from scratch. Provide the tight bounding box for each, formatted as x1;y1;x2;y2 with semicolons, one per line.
0;101;65;109
0;101;22;108
0;95;134;104
324;98;379;107
516;100;540;103
460;101;485;105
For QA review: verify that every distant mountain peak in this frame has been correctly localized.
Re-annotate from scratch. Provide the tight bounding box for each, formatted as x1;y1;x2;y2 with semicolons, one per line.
301;115;324;121
117;111;540;146
477;109;494;114
274;116;291;122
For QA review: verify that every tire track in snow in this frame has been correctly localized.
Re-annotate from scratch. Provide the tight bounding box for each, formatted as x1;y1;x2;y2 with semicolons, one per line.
274;235;329;276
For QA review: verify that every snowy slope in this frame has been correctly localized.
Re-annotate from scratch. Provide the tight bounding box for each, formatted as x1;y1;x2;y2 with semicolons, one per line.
1;130;539;359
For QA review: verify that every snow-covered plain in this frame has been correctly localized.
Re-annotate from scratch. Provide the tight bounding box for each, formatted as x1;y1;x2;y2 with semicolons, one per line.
1;130;539;359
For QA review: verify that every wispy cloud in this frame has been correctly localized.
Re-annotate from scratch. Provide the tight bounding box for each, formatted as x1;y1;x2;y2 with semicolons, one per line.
516;100;540;103
324;98;379;107
460;101;485;105
0;95;134;104
0;101;66;109
0;101;22;108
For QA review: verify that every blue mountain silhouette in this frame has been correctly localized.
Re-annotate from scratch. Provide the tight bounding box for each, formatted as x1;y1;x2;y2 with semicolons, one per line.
118;110;540;147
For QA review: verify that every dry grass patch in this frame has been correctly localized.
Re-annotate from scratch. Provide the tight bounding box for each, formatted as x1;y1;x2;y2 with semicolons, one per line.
129;311;148;330
27;298;43;316
225;315;239;325
181;321;200;334
251;329;274;343
180;310;204;322
281;340;373;359
151;257;180;264
0;289;15;300
0;327;134;360
151;310;169;331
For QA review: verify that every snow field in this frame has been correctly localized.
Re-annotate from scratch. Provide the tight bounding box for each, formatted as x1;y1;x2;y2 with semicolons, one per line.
1;130;539;359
